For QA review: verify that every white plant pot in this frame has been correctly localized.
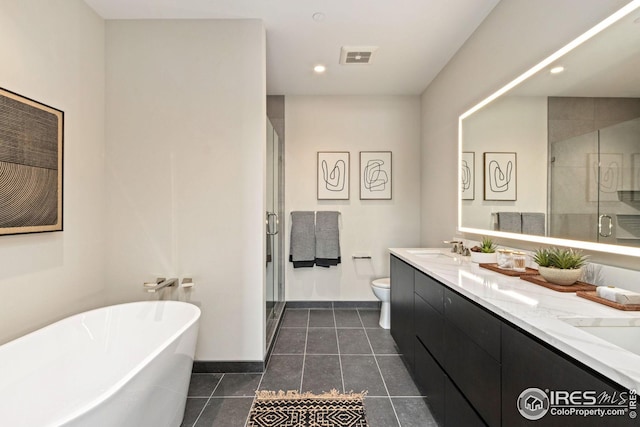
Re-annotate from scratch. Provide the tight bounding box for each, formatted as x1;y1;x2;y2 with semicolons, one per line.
470;251;497;264
538;266;583;286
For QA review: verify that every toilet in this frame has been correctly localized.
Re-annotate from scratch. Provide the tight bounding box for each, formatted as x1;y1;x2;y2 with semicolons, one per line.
371;277;391;329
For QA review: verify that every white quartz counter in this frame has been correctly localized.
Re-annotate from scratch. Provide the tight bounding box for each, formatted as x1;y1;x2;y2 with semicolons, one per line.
390;248;640;392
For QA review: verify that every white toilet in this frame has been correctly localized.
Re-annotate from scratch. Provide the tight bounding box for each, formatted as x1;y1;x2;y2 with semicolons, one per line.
371;277;391;329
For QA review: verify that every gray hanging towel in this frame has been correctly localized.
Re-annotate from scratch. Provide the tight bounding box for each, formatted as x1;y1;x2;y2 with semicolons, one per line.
497;212;522;233
522;212;545;236
289;211;316;268
315;211;341;267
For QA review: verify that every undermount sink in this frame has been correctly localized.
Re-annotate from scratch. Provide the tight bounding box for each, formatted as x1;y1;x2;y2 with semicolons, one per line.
406;249;451;258
560;318;640;357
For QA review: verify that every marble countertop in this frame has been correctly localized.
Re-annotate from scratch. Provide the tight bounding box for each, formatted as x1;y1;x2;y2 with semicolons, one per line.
390;248;640;391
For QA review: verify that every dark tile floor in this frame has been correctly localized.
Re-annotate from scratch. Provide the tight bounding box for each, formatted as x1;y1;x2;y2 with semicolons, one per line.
181;308;437;427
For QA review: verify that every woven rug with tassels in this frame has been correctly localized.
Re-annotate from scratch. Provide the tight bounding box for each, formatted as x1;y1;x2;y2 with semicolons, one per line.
247;389;369;427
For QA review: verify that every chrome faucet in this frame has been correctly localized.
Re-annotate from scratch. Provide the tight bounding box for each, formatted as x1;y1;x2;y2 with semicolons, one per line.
145;277;178;293
444;240;468;255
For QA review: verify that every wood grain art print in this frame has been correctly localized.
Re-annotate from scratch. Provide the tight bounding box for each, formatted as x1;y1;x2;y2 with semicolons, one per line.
0;88;63;235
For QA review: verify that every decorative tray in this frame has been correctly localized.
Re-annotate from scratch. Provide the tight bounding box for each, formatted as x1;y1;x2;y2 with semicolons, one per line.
480;263;538;277
520;275;597;292
576;291;640;311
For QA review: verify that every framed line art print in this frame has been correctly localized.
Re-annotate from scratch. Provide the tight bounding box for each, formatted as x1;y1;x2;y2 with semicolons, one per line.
0;87;64;235
461;151;475;200
484;152;516;201
360;151;391;200
317;151;349;200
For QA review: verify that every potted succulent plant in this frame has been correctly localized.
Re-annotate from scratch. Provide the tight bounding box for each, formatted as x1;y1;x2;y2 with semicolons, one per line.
533;247;588;286
469;237;498;264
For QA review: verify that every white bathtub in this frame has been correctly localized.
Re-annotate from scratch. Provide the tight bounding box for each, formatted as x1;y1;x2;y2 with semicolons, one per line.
0;301;200;427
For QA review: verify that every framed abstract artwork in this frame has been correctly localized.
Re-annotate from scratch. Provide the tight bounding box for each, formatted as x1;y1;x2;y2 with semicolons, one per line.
461;151;475;200
317;151;349;200
360;151;392;200
484;152;516;201
0;88;63;235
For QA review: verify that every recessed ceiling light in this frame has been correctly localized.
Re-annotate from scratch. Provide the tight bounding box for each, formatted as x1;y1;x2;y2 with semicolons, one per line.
314;64;326;73
312;12;325;22
550;66;565;74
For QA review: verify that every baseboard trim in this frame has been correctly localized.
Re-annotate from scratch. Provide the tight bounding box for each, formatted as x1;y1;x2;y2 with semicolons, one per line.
192;360;264;373
285;301;381;309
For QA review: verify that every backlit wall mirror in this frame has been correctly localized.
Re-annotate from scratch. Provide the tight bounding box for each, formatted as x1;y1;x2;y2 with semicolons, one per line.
459;1;640;257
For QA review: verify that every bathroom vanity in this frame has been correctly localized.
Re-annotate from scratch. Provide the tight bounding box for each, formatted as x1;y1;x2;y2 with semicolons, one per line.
390;248;640;427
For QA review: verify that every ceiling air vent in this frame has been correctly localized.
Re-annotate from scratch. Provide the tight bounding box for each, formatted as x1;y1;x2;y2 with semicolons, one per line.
339;46;378;65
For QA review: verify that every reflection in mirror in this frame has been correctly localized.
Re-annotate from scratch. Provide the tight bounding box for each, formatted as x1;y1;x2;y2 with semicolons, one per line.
459;2;640;255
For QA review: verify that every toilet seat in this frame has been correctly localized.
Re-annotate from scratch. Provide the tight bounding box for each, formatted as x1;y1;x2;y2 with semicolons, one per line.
372;278;390;289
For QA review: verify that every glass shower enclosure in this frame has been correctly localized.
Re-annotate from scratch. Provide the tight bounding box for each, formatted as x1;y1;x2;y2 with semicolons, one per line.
266;118;284;352
549;116;640;246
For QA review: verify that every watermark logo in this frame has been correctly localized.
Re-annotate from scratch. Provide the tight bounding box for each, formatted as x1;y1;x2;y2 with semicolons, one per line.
517;388;637;420
517;388;550;420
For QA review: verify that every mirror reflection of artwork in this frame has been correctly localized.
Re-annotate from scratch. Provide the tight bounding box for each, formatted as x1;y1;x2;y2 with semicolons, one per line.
588;153;621;202
317;151;349;200
461;152;475;200
359;151;391;200
484;152;516;201
0;88;63;235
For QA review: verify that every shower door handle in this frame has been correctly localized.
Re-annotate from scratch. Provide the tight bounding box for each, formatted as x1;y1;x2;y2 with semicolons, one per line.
598;214;612;237
266;212;279;235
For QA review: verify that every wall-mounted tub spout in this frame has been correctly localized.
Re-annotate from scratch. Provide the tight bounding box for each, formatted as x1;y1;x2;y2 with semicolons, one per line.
144;278;178;293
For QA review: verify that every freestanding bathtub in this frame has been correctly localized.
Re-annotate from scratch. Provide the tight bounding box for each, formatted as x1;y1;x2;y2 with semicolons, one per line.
0;300;200;427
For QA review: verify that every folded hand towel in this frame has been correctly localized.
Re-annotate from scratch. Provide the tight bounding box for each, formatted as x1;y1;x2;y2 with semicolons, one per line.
497;212;522;233
315;211;341;267
522;212;545;236
289;211;316;268
596;286;640;305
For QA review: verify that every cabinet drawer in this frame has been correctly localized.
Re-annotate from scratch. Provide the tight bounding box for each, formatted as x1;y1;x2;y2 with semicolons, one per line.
444;321;501;427
444;289;500;361
415;270;444;313
415;337;445;426
446;377;487;427
415;293;444;364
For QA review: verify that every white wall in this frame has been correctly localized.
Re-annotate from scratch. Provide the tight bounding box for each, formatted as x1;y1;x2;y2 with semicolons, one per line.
0;0;106;344
420;0;630;254
461;96;548;229
105;20;266;361
285;96;421;301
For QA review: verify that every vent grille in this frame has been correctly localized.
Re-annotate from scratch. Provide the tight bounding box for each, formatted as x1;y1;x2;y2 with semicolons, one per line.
340;46;378;65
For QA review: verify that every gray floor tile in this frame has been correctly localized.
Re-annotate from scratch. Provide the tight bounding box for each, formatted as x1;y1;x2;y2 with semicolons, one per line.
306;328;339;354
366;329;400;354
281;309;308;327
194;397;253;427
212;373;262;397
188;374;223;397
273;327;307;354
334;309;363;327
341;355;387;396
392;397;437;427
259;355;303;392
301;355;343;394
309;309;336;327
364;397;400;427
337;329;372;354
358;309;382;328
376;356;422;396
181;398;207;427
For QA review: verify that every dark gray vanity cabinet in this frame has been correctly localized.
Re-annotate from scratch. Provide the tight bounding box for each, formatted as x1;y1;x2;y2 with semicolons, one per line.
390;255;415;367
502;324;634;427
390;256;634;427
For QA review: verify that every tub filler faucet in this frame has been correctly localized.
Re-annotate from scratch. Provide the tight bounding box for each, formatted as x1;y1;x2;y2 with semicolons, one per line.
144;278;178;293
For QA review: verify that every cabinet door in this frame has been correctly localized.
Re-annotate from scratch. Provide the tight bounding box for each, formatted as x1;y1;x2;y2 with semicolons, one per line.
415;270;444;314
502;324;635;427
415;337;445;426
390;255;414;366
415;293;444;365
444;321;501;427
446;377;487;427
